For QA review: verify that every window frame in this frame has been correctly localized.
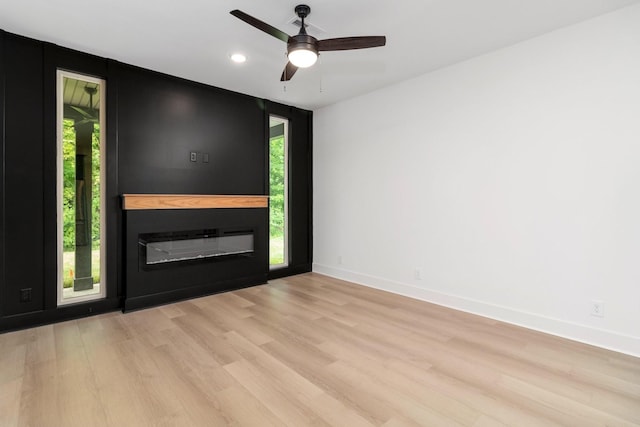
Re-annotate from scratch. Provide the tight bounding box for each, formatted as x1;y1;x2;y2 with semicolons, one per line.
269;115;289;270
56;69;107;306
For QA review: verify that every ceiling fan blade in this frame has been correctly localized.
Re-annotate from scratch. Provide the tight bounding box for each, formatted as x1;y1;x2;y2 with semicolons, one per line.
230;10;291;43
280;62;299;81
318;36;386;51
75;118;97;126
69;105;95;119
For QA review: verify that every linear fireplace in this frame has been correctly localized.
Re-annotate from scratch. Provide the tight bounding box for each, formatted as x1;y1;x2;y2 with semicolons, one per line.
139;228;254;268
122;194;269;311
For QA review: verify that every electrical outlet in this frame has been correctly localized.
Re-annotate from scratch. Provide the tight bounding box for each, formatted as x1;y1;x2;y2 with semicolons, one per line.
190;152;197;162
590;300;604;318
414;268;423;280
337;255;343;265
20;288;32;303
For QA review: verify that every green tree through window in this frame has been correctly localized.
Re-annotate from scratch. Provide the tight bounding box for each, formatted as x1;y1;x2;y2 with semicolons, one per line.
270;133;286;266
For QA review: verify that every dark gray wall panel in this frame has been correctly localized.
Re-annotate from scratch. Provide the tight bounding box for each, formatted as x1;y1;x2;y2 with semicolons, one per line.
0;30;5;317
117;64;266;196
2;34;44;315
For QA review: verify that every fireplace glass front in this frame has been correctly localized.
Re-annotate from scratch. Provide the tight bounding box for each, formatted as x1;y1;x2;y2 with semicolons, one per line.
139;229;254;268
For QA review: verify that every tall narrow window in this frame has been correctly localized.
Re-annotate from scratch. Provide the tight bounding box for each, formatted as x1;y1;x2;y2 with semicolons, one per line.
57;71;106;305
269;116;288;268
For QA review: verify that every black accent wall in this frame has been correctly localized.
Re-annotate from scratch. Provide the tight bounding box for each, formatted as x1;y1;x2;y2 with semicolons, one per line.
2;33;45;317
0;29;312;332
0;31;4;325
117;64;266;195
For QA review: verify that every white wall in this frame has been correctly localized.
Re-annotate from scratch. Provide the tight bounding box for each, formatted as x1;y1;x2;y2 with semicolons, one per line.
313;4;640;356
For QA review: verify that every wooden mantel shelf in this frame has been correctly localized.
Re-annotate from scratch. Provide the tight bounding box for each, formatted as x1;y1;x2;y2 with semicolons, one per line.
122;194;268;210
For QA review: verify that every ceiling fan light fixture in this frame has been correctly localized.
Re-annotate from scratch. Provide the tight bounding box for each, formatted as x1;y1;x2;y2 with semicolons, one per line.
288;48;318;68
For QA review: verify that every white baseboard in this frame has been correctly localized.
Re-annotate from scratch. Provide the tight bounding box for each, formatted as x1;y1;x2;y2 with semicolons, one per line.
312;263;640;358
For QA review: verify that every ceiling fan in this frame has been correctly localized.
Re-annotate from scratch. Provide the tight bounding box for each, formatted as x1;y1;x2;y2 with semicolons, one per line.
69;86;99;126
230;4;386;81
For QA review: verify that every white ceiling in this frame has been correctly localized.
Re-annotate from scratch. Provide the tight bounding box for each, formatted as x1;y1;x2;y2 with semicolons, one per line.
1;0;638;110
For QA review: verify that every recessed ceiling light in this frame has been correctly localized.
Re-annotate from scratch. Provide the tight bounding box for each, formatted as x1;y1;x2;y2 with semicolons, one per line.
230;53;247;63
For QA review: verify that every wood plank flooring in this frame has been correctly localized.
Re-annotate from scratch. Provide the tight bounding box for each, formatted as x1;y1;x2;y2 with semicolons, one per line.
1;273;639;426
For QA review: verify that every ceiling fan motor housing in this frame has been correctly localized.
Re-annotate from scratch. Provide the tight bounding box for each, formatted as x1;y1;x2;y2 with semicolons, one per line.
288;34;319;56
289;4;318;66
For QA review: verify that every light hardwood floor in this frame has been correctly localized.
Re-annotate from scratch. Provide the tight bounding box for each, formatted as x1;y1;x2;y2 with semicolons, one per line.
1;273;639;426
